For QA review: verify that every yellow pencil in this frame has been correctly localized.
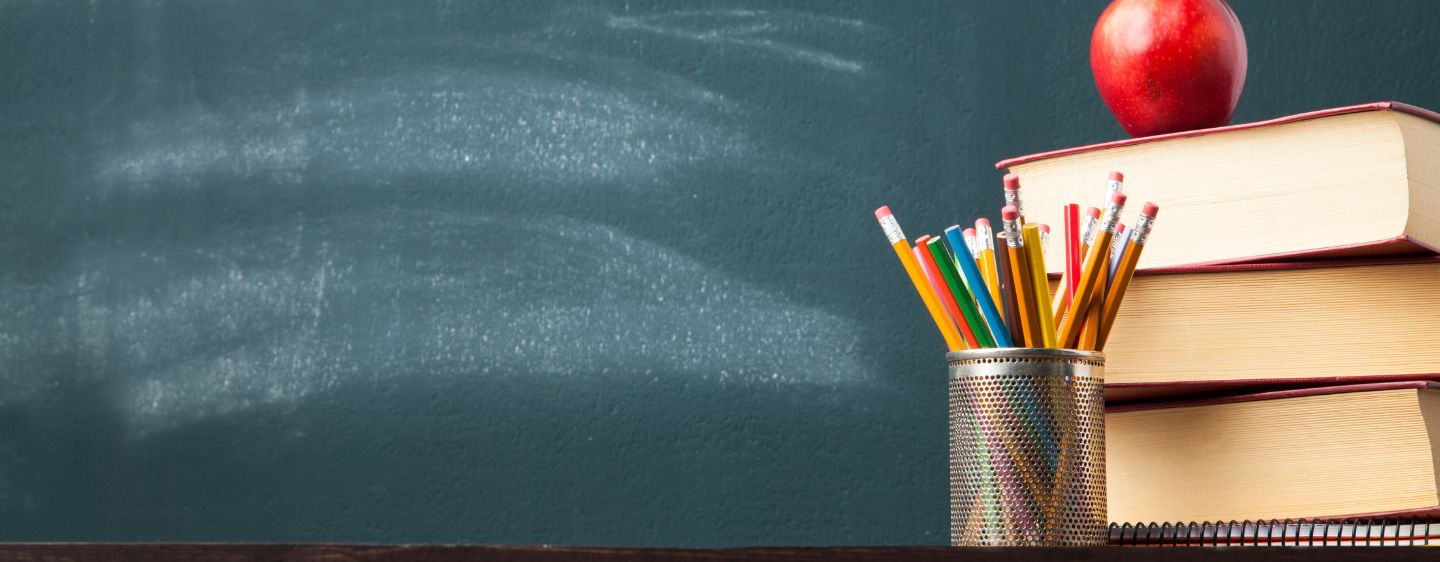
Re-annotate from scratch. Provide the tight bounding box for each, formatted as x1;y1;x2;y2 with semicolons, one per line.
875;207;965;351
1000;206;1038;346
976;218;1002;322
1097;203;1158;351
1077;258;1105;350
1022;225;1057;348
1056;192;1128;349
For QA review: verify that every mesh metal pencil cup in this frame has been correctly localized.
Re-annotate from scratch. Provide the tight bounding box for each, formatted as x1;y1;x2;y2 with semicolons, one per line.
947;348;1106;547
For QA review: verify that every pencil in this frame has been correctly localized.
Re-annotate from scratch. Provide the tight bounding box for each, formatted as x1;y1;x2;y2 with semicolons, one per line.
995;231;1024;346
1097;203;1158;350
1063;204;1081;304
1107;223;1128;291
927;237;996;348
1003;174;1026;225
962;228;979;268
1001;206;1039;346
1078;262;1105;350
976;218;1002;320
875;207;965;351
1021;224;1057;348
1053;206;1100;326
1056;192;1128;348
1039;224;1051;254
944;226;1012;348
1105;171;1125;207
915;236;981;349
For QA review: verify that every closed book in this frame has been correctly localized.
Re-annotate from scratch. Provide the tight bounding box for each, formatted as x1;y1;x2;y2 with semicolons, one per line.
997;102;1440;272
1107;382;1440;524
1065;257;1440;401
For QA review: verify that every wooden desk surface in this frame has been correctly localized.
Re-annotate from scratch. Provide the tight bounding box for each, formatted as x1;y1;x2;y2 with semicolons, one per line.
0;544;1431;561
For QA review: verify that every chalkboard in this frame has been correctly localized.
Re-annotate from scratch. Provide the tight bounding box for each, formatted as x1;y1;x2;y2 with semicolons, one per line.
1;0;1439;546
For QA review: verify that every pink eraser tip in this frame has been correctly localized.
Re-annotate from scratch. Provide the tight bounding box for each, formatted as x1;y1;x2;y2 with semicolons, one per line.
1111;192;1128;206
1039;224;1050;233
1085;207;1101;218
1115;224;1126;235
874;206;892;220
1001;206;1019;221
1109;171;1124;182
963;227;977;237
976;217;991;227
1142;202;1159;218
1003;173;1020;190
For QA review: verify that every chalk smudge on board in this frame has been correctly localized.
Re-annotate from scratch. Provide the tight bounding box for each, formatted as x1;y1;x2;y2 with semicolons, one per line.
606;9;873;74
24;6;883;437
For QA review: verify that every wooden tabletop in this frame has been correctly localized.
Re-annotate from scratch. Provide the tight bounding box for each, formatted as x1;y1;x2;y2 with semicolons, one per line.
0;545;1432;561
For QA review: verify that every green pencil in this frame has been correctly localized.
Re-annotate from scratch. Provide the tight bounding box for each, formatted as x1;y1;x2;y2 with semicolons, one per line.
926;237;997;348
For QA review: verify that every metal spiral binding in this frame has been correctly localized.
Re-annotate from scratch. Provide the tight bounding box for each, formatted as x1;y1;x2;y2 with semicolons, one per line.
1108;518;1440;546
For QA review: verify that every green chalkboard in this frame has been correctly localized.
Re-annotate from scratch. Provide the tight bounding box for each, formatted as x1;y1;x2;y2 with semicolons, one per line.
1;0;1438;546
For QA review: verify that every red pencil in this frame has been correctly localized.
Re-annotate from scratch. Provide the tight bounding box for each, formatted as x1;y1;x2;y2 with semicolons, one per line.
913;236;981;349
1063;203;1081;303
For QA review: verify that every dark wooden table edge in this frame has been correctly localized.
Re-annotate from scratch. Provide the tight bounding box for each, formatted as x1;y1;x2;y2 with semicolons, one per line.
0;544;1436;562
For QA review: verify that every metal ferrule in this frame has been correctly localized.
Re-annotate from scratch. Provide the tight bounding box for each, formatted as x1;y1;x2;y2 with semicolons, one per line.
1079;216;1099;246
1098;203;1123;233
1004;190;1024;217
1131;213;1155;245
1104;180;1123;205
1001;219;1023;248
879;215;905;245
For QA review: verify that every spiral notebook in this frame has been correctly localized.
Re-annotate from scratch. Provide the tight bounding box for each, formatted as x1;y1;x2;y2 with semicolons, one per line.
1109;520;1440;547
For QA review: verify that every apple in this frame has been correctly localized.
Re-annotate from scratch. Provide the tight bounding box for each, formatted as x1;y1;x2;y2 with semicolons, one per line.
1090;0;1248;137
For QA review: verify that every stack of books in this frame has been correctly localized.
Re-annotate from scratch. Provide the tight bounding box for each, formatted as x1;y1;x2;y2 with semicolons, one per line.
999;102;1440;546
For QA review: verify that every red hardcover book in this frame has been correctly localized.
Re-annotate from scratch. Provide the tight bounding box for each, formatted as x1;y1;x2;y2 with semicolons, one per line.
1108;382;1440;524
1094;256;1440;403
997;102;1440;273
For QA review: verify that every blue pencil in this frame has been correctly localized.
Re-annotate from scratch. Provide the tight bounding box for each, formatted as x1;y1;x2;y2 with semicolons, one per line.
944;226;1013;348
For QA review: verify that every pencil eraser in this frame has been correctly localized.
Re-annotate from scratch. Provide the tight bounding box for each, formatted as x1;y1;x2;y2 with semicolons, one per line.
1141;202;1159;218
963;227;977;237
1001;206;1019;221
1003;173;1020;190
1085;207;1101;218
976;217;990;227
1039;224;1050;234
874;206;892;220
1115;224;1126;235
1111;192;1128;206
1109;171;1124;182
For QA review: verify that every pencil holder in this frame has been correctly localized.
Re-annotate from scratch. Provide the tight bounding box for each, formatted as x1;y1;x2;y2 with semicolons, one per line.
947;347;1106;547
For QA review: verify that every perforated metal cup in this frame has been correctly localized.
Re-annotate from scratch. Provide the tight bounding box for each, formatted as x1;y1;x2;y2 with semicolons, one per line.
947;348;1106;547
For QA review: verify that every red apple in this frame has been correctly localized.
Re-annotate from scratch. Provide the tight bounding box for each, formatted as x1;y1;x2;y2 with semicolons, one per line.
1090;0;1248;137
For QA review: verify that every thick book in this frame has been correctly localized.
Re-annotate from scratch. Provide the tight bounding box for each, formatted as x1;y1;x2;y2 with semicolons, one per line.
1075;257;1440;402
1108;520;1440;547
997;102;1440;272
1107;382;1440;524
